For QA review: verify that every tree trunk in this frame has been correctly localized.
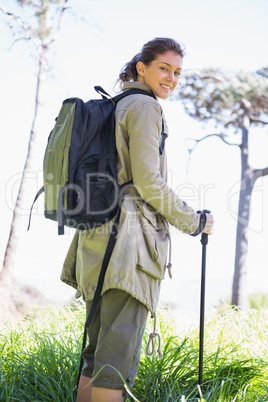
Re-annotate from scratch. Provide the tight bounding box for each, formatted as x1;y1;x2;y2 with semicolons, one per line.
232;164;268;309
1;57;43;277
231;110;253;309
231;172;254;308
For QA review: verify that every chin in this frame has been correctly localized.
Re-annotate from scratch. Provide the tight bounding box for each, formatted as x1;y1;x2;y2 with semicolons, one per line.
158;93;170;100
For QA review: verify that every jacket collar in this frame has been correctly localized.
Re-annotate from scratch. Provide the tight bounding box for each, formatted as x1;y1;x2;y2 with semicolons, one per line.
122;81;169;138
122;81;157;99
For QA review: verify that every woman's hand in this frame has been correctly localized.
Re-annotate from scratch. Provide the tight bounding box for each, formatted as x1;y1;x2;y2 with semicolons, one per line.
203;213;214;235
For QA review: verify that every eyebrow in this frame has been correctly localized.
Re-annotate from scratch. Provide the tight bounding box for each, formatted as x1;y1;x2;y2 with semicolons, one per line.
160;62;182;71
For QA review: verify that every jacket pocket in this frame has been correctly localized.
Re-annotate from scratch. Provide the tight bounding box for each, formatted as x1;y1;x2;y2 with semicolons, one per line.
136;200;168;280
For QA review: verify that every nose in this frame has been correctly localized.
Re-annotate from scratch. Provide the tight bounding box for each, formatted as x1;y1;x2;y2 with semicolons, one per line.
167;71;175;82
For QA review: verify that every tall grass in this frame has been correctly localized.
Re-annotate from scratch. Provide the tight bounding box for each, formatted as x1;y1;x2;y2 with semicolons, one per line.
0;303;84;401
134;304;268;401
1;302;268;401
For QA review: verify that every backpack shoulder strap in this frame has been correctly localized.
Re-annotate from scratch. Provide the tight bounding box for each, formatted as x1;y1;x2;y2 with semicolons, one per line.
110;88;166;155
159;121;166;156
27;186;45;231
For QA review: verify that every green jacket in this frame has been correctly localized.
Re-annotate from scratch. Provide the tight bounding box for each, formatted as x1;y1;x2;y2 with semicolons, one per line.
60;81;199;314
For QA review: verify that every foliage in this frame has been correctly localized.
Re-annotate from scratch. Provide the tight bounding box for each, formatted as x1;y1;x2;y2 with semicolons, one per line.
1;303;268;401
175;68;268;131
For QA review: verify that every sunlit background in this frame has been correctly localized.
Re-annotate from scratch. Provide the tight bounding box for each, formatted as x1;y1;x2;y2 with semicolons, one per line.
1;0;268;320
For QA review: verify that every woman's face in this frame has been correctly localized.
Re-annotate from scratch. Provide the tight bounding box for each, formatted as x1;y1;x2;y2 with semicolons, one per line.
136;51;182;99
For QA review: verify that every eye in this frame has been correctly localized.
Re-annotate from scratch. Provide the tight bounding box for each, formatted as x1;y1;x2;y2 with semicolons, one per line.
175;71;181;77
160;67;168;71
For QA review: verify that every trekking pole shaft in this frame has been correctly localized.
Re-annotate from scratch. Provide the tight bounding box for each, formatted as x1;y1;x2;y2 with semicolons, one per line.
198;232;208;386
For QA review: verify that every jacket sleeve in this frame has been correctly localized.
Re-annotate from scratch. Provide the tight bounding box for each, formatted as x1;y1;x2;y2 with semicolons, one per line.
127;100;200;234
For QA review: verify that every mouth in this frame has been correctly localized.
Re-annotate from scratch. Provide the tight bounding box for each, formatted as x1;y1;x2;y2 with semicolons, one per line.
160;84;172;90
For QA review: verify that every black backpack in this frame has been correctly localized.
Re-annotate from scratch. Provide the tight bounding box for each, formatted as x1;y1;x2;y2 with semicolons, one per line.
28;86;165;235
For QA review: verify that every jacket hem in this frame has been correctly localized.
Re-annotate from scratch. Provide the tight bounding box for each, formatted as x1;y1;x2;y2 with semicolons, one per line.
60;276;78;290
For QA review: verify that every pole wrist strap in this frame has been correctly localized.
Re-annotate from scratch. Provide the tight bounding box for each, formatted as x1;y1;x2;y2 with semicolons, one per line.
190;210;207;237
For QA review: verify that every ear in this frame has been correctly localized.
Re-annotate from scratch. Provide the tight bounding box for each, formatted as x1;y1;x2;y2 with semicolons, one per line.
136;61;146;77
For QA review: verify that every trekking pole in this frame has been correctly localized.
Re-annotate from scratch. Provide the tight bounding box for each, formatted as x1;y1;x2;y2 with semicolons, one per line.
198;209;211;388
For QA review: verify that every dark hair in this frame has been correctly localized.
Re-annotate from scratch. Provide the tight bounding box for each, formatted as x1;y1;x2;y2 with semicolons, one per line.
119;37;185;82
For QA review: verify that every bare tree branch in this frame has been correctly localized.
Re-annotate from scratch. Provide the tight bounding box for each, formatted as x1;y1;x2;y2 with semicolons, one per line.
0;3;41;55
184;132;241;175
185;133;241;154
0;3;12;15
254;166;268;179
249;115;268;125
0;3;35;39
46;0;69;48
263;167;268;176
7;36;31;51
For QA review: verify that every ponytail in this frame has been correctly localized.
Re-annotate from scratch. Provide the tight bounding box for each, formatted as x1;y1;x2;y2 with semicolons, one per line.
119;53;141;82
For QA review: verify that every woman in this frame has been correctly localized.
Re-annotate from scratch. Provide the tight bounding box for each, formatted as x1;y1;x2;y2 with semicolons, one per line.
61;37;214;402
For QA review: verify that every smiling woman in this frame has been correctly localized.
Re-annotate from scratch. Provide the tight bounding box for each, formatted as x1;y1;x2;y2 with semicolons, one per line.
60;37;214;402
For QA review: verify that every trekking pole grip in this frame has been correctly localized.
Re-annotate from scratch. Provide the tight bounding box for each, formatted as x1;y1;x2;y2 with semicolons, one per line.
190;209;211;238
201;209;211;245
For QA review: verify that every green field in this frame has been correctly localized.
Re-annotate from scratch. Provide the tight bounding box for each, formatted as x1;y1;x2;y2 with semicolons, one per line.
1;302;268;401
